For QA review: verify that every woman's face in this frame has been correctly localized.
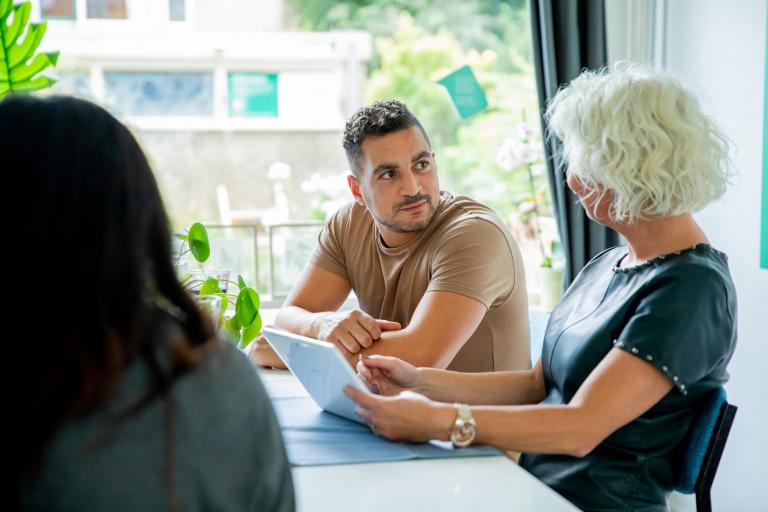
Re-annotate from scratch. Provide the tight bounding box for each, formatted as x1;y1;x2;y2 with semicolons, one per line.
566;170;614;226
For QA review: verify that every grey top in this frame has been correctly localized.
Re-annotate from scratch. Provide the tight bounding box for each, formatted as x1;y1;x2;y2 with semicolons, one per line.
521;244;736;512
20;340;294;512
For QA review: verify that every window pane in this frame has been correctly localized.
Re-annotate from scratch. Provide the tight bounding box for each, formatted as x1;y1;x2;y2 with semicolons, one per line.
50;71;91;98
169;0;185;21
104;72;213;116
228;73;278;117
41;0;74;18
86;0;127;19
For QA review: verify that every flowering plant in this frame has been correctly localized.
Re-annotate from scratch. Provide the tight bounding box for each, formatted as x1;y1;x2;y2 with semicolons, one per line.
496;120;557;268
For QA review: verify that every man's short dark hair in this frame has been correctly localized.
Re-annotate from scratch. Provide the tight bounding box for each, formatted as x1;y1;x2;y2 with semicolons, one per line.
343;99;431;176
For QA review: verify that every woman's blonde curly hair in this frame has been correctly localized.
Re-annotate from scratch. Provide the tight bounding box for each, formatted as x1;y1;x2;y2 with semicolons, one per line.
546;64;733;223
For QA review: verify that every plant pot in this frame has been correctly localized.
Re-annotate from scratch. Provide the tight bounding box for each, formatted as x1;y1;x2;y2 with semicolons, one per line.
538;265;564;311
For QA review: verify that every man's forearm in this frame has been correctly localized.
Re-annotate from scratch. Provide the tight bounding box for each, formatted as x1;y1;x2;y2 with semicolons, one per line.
274;305;323;338
356;329;454;369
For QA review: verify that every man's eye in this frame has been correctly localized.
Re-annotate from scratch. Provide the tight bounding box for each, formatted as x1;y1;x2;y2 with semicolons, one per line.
415;160;429;170
381;170;396;179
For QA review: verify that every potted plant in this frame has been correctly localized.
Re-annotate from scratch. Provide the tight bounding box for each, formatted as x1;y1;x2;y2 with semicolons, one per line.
497;117;564;310
174;223;262;349
1;0;59;100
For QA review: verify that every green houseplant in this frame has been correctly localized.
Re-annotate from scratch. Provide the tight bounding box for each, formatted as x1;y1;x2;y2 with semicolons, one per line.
174;223;262;349
1;0;59;100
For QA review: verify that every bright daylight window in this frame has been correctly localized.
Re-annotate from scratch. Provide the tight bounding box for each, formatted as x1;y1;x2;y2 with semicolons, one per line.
169;0;185;21
86;0;126;19
41;0;74;18
104;71;214;116
40;0;560;305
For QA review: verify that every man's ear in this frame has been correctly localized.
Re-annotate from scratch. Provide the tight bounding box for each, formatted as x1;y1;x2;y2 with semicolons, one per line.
347;174;365;207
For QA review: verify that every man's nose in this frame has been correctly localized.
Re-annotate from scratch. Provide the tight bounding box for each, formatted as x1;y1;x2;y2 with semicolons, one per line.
401;169;420;196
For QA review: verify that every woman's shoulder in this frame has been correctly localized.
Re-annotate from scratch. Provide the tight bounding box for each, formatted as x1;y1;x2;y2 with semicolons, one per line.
644;244;733;292
179;340;267;402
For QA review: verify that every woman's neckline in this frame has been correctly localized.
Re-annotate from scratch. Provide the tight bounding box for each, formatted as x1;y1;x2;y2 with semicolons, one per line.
611;243;717;273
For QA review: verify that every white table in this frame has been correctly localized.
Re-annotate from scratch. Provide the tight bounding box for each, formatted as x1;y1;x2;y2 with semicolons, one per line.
260;369;579;512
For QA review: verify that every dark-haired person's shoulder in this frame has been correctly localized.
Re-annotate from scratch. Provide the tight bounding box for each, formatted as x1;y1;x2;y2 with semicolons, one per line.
199;339;267;391
178;340;295;510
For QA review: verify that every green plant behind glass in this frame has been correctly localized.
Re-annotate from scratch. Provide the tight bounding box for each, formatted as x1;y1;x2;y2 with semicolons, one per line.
0;0;59;100
174;223;262;349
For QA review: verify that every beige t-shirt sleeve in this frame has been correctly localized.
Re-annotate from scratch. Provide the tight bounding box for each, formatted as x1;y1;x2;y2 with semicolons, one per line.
427;218;516;309
308;204;350;281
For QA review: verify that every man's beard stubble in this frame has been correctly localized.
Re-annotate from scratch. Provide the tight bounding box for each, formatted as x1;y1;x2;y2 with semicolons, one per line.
373;192;437;233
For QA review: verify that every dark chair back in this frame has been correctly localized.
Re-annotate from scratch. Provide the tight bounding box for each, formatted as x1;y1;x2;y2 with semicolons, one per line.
675;387;738;512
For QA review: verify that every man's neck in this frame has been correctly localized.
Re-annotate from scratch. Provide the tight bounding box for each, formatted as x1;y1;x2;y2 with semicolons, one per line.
378;226;419;248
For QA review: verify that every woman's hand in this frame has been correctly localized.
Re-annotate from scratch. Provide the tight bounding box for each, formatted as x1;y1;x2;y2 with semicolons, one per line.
356;354;420;395
344;387;454;442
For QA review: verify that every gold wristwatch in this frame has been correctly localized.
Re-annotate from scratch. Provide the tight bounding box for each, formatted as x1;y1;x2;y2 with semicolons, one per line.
449;403;477;448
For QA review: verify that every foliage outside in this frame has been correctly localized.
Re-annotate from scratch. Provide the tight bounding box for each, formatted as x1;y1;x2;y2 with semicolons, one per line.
289;0;558;261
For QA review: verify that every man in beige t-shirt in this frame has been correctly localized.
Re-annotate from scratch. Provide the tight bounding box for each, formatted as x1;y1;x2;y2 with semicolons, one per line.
249;99;530;372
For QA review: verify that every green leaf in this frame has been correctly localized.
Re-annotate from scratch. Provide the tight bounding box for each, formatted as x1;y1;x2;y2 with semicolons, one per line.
7;74;56;92
237;274;247;290
172;232;188;242
187;223;210;262
235;287;260;327
3;3;31;49
214;292;228;314
222;315;241;342
8;22;46;68
239;312;262;349
10;51;57;82
199;276;221;296
0;0;12;20
0;2;58;99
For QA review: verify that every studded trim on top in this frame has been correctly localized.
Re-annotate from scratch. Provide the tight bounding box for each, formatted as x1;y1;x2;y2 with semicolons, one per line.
612;340;688;395
611;243;714;274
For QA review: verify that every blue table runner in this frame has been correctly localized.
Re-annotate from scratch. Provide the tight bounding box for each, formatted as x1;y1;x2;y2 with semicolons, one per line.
265;376;500;467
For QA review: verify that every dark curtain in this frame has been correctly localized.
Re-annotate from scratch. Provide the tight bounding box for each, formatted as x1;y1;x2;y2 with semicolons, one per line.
529;0;619;286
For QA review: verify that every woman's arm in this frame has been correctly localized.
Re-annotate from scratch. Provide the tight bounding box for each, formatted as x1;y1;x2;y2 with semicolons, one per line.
469;348;673;455
347;348;673;456
358;355;545;406
416;360;545;405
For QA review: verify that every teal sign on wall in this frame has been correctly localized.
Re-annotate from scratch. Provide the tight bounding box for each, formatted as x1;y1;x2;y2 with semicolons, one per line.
763;9;768;270
436;65;487;120
228;72;278;117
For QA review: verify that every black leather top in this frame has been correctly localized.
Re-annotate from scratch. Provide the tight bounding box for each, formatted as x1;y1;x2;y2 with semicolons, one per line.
520;244;737;512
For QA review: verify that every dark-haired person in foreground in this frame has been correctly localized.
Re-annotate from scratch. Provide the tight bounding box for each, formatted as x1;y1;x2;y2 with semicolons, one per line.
9;96;294;511
249;99;531;373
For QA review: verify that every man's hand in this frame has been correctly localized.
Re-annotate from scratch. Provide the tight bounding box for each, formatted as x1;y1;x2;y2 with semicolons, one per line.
246;334;287;369
313;309;400;356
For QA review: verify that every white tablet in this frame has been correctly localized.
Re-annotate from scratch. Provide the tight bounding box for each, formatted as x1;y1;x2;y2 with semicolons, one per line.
262;327;368;423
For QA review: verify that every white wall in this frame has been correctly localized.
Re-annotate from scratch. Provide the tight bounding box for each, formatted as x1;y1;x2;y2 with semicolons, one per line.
193;0;283;31
663;1;768;510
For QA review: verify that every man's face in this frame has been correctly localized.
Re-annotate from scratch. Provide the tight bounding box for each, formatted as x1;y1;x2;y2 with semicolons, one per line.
348;126;440;244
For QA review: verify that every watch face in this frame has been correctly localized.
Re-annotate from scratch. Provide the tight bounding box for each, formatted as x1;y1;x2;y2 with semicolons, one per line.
451;419;476;447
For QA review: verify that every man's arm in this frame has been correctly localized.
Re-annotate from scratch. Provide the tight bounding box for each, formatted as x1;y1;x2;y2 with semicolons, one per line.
353;289;488;369
274;263;353;335
248;263;399;368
